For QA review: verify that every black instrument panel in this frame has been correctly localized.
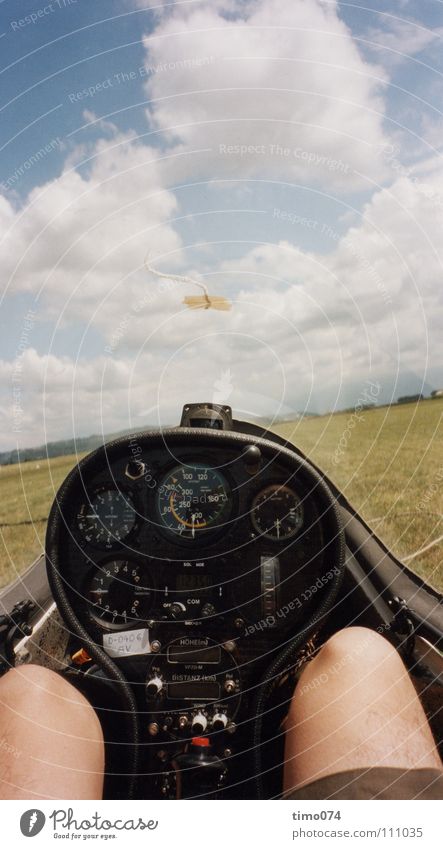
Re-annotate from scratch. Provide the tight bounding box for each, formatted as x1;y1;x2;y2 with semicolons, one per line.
49;436;335;634
46;427;344;763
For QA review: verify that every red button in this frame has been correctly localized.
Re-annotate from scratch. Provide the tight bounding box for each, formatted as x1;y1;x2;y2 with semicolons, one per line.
191;737;210;747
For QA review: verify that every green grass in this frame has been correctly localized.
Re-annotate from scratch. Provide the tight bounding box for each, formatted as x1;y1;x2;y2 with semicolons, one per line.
1;398;442;591
273;397;443;592
0;453;86;587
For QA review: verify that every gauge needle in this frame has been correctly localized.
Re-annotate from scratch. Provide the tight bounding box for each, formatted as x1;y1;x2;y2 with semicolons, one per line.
276;518;281;539
191;514;196;538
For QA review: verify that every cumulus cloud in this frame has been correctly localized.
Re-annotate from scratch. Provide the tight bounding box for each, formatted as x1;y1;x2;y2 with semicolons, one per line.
141;0;391;190
0;348;146;449
0;333;298;449
3;144;443;451
0;129;181;320
363;17;443;65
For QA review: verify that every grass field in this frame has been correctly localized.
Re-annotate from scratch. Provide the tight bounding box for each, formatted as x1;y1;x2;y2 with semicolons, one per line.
0;453;86;588
274;397;443;592
1;398;442;591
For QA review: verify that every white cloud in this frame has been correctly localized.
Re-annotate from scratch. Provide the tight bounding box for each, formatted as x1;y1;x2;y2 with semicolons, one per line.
3;147;443;450
141;0;391;190
0;129;182;321
1;348;144;449
363;18;443;65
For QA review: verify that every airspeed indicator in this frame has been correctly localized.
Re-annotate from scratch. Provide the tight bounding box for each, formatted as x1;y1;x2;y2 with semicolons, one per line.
157;464;231;539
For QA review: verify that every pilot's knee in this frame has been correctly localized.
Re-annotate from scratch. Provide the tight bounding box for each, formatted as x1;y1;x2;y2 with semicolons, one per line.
317;627;400;677
1;664;72;700
287;627;399;717
3;666;104;753
1;665;100;728
0;664;60;699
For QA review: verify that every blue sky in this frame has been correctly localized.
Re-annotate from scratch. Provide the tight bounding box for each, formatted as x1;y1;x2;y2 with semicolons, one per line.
1;0;443;450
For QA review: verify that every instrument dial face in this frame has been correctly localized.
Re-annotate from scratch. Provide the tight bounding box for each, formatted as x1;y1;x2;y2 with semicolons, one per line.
77;488;136;548
251;484;303;541
157;463;230;539
87;560;153;625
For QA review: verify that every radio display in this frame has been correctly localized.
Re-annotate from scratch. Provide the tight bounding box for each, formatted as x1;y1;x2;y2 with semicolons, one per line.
175;574;212;591
167;644;221;664
167;681;220;700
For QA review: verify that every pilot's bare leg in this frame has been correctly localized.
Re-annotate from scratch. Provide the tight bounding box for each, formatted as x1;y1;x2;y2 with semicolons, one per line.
284;626;442;793
0;664;104;799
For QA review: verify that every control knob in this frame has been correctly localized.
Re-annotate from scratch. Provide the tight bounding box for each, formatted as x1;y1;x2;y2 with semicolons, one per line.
146;676;163;697
191;713;208;734
169;602;187;619
212;713;228;731
201;602;216;617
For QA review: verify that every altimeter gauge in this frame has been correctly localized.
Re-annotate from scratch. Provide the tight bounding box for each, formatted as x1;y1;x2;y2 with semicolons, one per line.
77;488;136;548
87;560;153;625
251;484;303;541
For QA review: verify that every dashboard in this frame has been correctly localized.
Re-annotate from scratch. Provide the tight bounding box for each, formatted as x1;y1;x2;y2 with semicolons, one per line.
46;422;344;796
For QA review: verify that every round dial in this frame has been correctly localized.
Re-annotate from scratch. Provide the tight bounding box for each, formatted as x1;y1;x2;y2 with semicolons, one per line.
87;560;153;625
77;488;136;548
251;484;303;541
157;464;230;539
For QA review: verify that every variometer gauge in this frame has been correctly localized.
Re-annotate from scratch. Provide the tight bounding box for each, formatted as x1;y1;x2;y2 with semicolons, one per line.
251;484;303;541
87;560;153;625
77;488;136;548
157;463;231;539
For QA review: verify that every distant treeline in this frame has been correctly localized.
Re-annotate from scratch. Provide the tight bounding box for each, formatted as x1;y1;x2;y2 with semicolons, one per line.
397;393;424;404
397;391;443;404
0;434;106;466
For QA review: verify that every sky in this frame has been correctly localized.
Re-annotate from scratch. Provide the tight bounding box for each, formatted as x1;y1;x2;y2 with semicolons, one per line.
1;0;443;451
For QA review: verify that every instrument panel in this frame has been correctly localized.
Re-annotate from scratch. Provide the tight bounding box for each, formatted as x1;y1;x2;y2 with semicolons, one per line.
46;426;344;768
